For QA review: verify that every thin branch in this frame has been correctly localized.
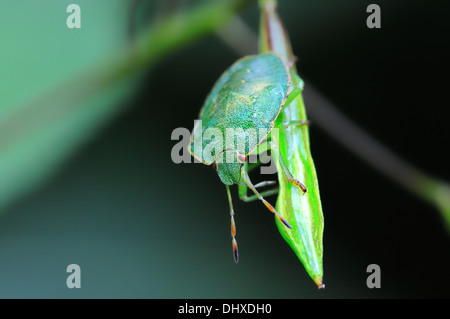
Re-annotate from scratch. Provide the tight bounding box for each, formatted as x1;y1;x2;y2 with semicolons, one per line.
303;85;450;230
216;14;450;232
0;0;253;213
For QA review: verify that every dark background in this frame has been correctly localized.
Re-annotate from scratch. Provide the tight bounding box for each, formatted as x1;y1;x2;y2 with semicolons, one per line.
0;0;449;298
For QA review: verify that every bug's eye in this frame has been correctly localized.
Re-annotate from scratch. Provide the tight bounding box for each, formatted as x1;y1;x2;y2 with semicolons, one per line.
237;154;247;163
212;162;217;171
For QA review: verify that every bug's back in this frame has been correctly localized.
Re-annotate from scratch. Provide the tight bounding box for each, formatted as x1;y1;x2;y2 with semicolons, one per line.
191;53;290;164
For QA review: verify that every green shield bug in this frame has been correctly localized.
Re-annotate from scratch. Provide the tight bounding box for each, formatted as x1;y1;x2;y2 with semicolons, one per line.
189;52;306;263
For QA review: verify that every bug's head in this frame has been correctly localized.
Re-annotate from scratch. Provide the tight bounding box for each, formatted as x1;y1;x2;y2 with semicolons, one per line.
212;150;247;186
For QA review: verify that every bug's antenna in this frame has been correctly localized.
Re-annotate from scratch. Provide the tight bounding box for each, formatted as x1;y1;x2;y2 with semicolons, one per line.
226;185;239;263
241;169;292;229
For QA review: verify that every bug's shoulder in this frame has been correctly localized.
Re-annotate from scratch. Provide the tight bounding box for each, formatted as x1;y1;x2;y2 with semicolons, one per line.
203;53;290;108
226;53;291;86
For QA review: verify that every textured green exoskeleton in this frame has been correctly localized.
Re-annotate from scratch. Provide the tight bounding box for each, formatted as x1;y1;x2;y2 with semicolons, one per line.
190;53;307;263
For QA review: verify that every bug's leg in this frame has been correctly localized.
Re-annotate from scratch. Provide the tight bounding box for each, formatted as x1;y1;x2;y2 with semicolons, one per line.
239;160;278;201
226;185;239;263
253;180;277;188
246;146;272;173
238;182;279;202
287;56;298;68
268;141;307;193
284;86;302;107
284;73;305;107
283;119;310;129
240;167;292;229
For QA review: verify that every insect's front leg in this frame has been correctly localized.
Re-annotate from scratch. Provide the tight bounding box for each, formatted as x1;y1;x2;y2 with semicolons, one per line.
239;155;278;202
283;119;310;129
238;163;291;229
284;74;305;107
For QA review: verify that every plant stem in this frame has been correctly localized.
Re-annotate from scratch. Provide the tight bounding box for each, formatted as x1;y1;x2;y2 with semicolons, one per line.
112;0;254;83
1;0;253;149
303;85;450;231
0;0;253;213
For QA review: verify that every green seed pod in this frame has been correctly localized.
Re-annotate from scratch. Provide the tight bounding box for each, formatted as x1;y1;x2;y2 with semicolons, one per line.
259;0;325;288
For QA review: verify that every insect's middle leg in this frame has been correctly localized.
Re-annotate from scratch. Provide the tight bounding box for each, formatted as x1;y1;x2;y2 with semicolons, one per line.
283;73;305;107
268;141;307;193
283;119;310;129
